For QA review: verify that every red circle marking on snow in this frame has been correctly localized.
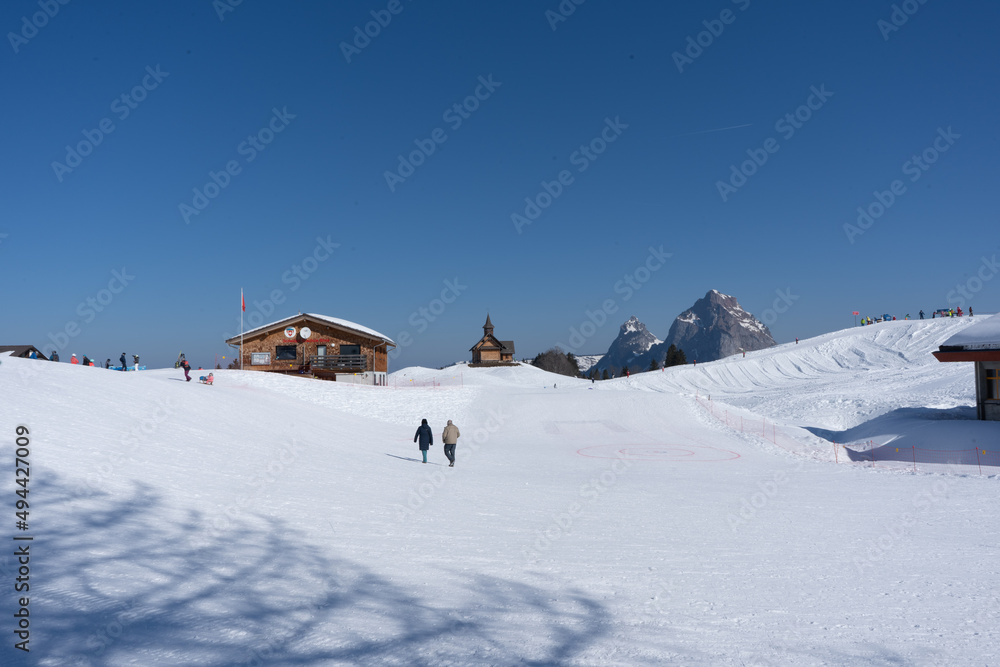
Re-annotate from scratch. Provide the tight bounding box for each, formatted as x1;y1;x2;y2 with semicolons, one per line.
577;444;741;462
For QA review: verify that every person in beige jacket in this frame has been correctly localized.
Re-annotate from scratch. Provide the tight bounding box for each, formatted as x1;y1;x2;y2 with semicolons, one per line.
442;420;460;467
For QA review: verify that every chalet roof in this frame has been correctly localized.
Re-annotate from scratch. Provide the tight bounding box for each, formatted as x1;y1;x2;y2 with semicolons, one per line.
500;340;515;355
932;313;1000;362
226;313;395;346
0;345;48;360
938;313;1000;351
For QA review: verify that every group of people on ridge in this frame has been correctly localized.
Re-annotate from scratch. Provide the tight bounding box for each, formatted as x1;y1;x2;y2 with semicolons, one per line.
62;352;140;369
413;418;461;467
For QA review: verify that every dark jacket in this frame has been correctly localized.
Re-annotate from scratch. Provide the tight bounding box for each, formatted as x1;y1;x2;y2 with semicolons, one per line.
414;424;433;450
120;354;127;367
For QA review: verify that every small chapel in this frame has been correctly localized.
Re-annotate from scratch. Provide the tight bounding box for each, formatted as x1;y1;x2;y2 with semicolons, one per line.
469;314;516;366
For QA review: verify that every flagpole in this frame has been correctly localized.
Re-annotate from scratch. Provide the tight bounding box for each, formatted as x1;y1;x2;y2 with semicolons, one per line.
240;288;244;370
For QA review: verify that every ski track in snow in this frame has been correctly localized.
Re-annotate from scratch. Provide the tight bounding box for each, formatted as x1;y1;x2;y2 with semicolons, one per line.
1;317;998;666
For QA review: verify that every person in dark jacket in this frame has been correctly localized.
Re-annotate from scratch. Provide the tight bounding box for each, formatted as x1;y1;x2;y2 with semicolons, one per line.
120;352;127;371
105;359;111;369
51;351;59;362
180;358;192;382
82;355;91;366
413;418;433;463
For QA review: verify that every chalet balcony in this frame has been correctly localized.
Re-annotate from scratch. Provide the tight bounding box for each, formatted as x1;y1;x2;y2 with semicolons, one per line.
308;354;367;372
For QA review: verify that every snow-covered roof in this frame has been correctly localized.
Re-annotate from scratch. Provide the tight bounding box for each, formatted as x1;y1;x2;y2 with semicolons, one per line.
231;313;395;346
939;313;1000;350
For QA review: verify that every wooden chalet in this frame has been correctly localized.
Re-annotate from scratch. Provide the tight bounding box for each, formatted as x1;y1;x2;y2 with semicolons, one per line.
225;313;395;385
469;314;516;366
0;345;49;360
932;313;1000;421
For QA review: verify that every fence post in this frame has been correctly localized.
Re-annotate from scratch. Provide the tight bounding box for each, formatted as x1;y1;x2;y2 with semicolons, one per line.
976;448;982;476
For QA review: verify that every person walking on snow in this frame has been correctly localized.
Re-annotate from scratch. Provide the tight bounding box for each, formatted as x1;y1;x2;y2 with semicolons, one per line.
120;352;127;371
180;358;192;382
70;354;78;365
414;418;433;463
442;420;460;467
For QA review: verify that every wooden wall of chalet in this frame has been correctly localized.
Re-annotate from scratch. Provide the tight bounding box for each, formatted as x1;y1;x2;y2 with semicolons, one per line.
239;321;389;374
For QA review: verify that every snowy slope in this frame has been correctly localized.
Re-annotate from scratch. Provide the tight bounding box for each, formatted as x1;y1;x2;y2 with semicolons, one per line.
1;318;999;666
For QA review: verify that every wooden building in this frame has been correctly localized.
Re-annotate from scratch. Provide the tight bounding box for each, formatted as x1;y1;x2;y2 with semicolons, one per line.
932;313;1000;421
225;313;395;385
469;314;516;365
0;345;49;360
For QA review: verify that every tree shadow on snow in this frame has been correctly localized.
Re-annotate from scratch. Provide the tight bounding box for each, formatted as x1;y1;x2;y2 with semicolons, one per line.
5;470;614;667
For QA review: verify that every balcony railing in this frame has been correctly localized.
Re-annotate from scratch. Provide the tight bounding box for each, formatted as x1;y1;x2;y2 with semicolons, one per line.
308;354;367;372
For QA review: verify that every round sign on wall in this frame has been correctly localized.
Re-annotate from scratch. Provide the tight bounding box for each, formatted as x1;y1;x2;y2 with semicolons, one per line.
284;327;297;339
299;327;312;339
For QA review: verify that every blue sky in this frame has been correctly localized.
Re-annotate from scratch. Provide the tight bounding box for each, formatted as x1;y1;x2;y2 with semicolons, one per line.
2;0;998;370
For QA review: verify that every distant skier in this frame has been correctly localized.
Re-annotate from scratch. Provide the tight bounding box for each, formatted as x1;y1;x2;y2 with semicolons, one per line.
180;358;192;382
82;355;91;366
120;352;127;371
442;419;460;467
133;354;140;370
795;338;798;345
414;418;433;464
51;351;59;362
970;307;974;317
919;310;924;319
70;354;78;365
105;359;111;369
175;352;186;369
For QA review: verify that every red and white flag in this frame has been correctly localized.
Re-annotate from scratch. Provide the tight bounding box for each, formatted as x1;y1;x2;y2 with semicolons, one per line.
242;289;246;312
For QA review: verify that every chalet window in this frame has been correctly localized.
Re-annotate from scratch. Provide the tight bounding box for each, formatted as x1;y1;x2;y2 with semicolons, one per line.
340;344;360;356
275;345;297;361
987;368;999;400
